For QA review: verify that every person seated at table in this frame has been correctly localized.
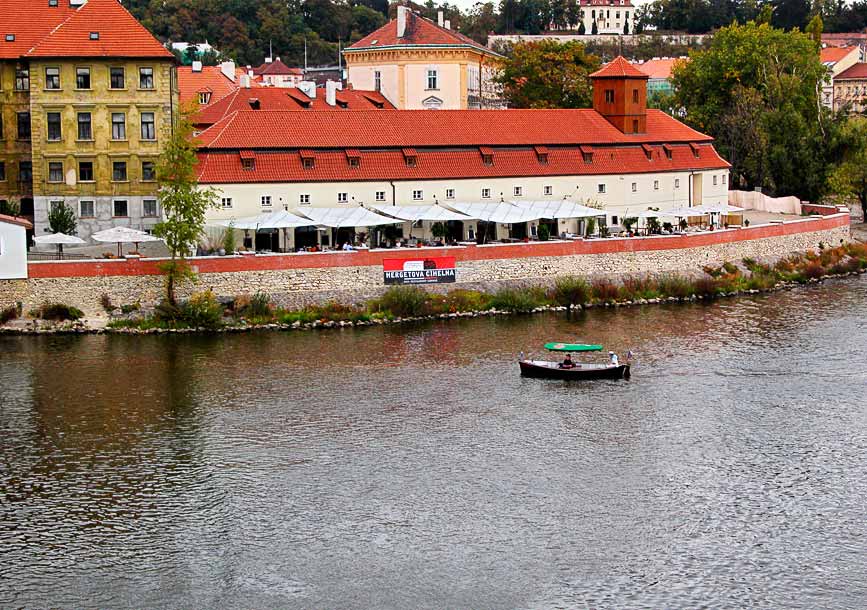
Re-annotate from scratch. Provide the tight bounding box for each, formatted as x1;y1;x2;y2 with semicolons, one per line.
342;242;353;251
559;354;575;369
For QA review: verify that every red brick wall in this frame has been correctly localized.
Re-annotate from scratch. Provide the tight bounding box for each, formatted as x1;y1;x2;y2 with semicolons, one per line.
27;213;850;279
801;203;843;216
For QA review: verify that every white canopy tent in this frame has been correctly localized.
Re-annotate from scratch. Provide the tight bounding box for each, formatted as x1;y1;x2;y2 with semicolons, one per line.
213;210;314;230
516;200;605;220
371;203;473;222
449;201;545;224
656;207;711;218
692;203;745;214
91;226;162;257
295;206;403;228
33;232;86;259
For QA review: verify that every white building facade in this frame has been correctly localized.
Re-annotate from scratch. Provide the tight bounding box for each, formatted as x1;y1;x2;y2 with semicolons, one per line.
0;215;31;280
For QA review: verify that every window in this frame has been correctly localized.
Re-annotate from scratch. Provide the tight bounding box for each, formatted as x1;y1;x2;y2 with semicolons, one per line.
412;189;423;200
631;182;637;192
612;216;619;225
513;186;523;196
48;162;63;183
445;188;455;199
77;112;92;140
722;174;727;185
675;178;680;189
598;183;606;194
261;195;272;207
653;180;659;190
241;158;254;170
605;89;614;103
110;67;125;89
78;161;94;182
90;32;99;40
140;112;155;140
112;161;127;181
337;192;348;203
299;194;310;205
713;175;718;185
113;200;128;217
19;161;32;183
543;185;553;196
374;70;381;92
632;88;639;103
632;119;639;133
143;199;158;217
198;92;211;105
405;155;416;168
17;112;30;140
375;191;386;202
75;68;90;91
79;200;94;218
15;66;29;91
426;69;438;90
302;157;314;169
221;197;233;209
0;114;3;139
140;161;155;181
139;67;154;89
111;113;126;140
482;153;493;166
481;188;491;199
0;162;4;181
46;112;61;141
582;152;593;163
45;67;60;89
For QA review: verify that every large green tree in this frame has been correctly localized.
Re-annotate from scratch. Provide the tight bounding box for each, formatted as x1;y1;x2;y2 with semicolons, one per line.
672;21;833;199
828;117;867;221
153;114;218;305
497;40;600;108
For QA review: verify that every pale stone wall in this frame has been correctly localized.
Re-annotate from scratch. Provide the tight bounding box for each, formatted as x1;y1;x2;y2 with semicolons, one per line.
0;223;849;317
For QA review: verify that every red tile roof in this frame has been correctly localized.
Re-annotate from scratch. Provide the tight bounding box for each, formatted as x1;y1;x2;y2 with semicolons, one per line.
178;66;241;106
0;0;76;60
0;213;33;229
253;59;303;76
820;46;858;64
591;56;649;79
836;62;867;79
637;58;684;79
197;143;728;184
26;0;173;59
347;10;499;57
196;108;712;150
192;87;395;127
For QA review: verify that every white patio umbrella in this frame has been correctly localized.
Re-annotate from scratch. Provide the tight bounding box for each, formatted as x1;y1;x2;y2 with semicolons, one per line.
371;203;472;241
33;232;86;259
213;209;313;230
294;205;403;228
91;226;162;257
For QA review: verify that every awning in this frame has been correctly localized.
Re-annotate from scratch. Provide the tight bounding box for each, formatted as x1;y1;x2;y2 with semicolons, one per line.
692;203;745;214
294;206;403;228
657;207;710;217
516;200;605;219
212;210;314;230
33;232;86;245
449;201;545;224
371;203;473;222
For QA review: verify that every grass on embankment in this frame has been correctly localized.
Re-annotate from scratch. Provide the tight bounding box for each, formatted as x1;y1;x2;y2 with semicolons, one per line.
97;242;867;333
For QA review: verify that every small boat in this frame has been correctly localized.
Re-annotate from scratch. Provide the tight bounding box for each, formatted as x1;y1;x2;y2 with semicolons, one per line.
519;342;631;380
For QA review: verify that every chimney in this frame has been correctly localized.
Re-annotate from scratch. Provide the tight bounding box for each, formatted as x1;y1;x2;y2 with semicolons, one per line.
298;81;317;98
240;74;251;89
326;80;338;106
397;6;409;38
69;0;86;6
191;61;203;73
220;60;236;82
444;19;451;29
265;56;273;64
438;10;444;27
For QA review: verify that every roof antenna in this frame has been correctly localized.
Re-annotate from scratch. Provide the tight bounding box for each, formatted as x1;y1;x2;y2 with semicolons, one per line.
269;39;273;61
304;37;308;73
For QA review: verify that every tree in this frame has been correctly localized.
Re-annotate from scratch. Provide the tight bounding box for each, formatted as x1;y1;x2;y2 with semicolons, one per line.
623;20;629;33
153;113;219;305
497;40;600;108
48;202;77;235
577;21;586;34
828;117;867;221
0;199;20;217
805;13;823;50
591;19;598;33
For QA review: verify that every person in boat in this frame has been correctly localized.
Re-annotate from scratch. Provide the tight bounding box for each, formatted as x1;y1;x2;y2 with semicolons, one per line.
609;351;619;366
560;354;575;369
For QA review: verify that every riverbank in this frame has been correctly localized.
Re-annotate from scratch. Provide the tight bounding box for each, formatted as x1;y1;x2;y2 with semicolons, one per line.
3;243;865;336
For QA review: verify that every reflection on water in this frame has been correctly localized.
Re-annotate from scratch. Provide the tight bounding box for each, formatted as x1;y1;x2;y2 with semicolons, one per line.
2;278;867;608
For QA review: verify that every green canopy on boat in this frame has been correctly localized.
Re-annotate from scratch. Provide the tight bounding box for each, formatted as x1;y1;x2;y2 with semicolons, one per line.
544;342;603;352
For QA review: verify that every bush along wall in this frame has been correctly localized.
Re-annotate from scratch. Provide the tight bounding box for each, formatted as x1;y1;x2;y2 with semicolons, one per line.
4;243;865;335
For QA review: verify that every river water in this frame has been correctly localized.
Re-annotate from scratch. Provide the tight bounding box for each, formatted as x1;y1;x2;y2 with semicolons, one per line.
2;278;866;609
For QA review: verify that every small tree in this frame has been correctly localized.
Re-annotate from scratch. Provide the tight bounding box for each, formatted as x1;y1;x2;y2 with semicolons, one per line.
222;224;236;254
48;202;77;235
623;21;629;34
153;111;218;305
0;199;21;217
584;216;597;237
591;20;598;34
578;21;586;34
431;222;447;241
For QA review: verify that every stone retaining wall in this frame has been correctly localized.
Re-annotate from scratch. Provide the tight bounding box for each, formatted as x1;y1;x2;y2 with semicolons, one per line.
0;215;850;316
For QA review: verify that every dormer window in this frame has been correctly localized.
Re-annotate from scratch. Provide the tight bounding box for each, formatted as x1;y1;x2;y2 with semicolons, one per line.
346;149;361;168
402;148;417;168
300;149;315;169
480;146;494;166
580;145;594;164
689;143;701;158
240;150;255;170
5;34;15;42
663;144;673;160
534;145;549;164
199;91;211;105
89;32;99;40
49;0;58;5
248;98;260;110
642;144;653;161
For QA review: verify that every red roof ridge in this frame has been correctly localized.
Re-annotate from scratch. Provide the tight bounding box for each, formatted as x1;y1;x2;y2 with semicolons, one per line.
590;56;649;79
0;214;33;229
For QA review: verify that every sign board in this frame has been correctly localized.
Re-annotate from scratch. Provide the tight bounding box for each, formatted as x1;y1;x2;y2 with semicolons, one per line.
383;257;456;285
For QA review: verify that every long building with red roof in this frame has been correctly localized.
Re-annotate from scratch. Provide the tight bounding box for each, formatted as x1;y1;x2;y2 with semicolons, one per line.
200;58;730;249
0;0;177;240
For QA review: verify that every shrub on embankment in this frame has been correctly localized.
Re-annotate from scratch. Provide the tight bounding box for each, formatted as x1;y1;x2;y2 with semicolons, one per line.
40;243;867;333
